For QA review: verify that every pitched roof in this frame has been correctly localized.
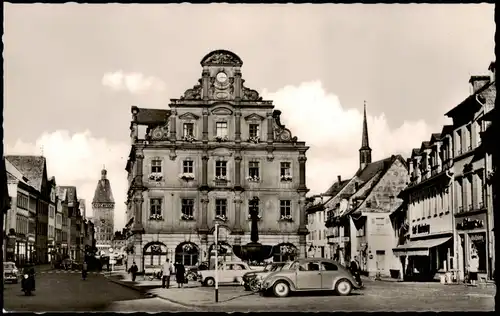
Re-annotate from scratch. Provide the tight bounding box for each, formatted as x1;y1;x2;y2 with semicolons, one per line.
60;186;78;204
411;148;421;157
420;141;431;151
92;169;115;204
440;125;454;138
348;155;407;213
5;155;46;191
324;179;351;196
132;106;171;126
354;156;395;182
430;133;441;142
56;186;68;202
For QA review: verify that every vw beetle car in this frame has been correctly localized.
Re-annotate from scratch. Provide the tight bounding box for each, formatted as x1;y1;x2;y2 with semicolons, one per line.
242;262;287;291
261;258;362;297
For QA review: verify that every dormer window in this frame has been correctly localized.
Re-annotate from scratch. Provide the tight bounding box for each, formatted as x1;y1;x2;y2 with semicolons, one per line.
183;123;194;137
249;124;260;138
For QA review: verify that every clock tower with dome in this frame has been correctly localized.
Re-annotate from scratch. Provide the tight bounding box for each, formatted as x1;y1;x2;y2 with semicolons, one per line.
125;49;309;272
92;168;115;255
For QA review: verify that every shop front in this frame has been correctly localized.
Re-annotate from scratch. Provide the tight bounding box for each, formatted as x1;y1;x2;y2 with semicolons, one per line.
393;233;453;281
455;212;489;281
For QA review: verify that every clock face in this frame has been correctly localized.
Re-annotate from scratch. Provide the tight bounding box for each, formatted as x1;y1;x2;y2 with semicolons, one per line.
216;72;228;83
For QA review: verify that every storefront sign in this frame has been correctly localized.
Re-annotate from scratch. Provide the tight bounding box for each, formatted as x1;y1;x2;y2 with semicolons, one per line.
456;217;485;230
412;223;430;235
469;233;485;242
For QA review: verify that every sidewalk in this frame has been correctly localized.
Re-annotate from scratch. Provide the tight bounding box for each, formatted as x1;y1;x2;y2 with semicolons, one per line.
104;271;256;308
362;275;496;289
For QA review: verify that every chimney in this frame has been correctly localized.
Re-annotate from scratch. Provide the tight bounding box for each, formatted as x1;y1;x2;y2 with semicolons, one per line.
469;75;490;94
488;61;496;82
337;175;342;183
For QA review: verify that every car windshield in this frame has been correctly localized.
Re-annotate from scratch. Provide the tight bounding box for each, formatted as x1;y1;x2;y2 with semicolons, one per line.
4;263;15;269
270;263;286;271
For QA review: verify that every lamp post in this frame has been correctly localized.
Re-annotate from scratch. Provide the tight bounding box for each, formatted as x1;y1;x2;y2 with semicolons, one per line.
214;223;219;303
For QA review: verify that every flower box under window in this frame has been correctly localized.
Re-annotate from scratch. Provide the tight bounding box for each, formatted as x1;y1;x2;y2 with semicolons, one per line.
178;173;195;181
183;135;196;142
181;214;195;221
247;214;262;220
248;136;260;144
149;214;163;221
148;172;163;181
246;175;260;182
214;135;229;142
280;175;293;182
215;175;228;181
280;215;293;222
215;214;227;222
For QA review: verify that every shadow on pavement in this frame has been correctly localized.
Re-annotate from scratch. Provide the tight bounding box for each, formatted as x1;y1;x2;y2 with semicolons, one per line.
288;290;363;297
219;291;258;303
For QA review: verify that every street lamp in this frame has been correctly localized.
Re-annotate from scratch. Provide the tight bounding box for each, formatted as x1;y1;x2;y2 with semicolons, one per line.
214;223;219;303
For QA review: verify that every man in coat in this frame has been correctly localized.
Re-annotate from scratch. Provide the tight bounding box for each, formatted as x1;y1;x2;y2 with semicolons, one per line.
349;256;363;287
162;259;173;289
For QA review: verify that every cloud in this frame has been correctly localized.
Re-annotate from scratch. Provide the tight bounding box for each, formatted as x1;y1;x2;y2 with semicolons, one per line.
5;130;130;230
102;71;165;94
262;81;441;195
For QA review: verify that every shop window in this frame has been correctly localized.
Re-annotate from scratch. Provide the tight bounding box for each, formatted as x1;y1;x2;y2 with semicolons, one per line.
470;233;487;272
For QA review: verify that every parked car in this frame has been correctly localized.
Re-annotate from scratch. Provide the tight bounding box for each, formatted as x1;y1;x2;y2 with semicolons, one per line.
198;261;254;286
242;262;288;291
3;262;20;284
185;262;209;281
261;258;362;297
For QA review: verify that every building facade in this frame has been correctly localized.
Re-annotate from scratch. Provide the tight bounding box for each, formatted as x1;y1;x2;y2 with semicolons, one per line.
92;169;115;255
396;61;495;282
61;186;80;260
47;178;57;263
314;105;409;277
57;187;70;256
305;195;330;259
125;50;309;272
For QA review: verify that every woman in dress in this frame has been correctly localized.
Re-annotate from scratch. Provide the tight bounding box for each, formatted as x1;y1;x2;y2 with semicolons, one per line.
175;262;186;288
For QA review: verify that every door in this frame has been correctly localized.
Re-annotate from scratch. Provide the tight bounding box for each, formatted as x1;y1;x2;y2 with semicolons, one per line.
296;261;322;290
320;261;340;289
376;250;386;275
221;263;232;283
232;263;247;283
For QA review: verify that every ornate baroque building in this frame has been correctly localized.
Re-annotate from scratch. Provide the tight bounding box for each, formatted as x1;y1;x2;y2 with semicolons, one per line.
125;50;309;271
92;169;115;255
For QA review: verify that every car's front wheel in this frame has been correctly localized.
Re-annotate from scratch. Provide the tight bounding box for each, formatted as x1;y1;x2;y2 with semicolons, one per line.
335;278;352;296
204;277;215;287
272;281;290;298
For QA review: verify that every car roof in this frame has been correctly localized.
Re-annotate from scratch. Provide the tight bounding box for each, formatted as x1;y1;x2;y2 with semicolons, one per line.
4;262;15;265
294;258;339;264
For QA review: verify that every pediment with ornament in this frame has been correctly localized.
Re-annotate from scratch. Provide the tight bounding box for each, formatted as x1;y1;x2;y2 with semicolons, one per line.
149;123;170;141
180;79;202;100
241;79;263;101
211;107;233;116
273;110;298;143
178;112;200;121
244;113;265;122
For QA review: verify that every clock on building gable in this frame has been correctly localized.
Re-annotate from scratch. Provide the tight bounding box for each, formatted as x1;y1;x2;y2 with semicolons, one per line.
216;71;228;83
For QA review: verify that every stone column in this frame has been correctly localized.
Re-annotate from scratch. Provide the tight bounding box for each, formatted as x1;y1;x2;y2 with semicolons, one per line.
234;69;242;101
233;194;243;234
267;111;274;143
169;109;177;141
298;152;307;191
202;108;209;143
132;148;144;233
200;195;209;231
235;110;242;143
201;153;209;186
202;69;210;100
200;234;209;261
298;192;308;258
234;153;242;187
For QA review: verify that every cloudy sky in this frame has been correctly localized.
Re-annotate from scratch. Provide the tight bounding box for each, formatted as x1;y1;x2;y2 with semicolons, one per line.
4;4;495;230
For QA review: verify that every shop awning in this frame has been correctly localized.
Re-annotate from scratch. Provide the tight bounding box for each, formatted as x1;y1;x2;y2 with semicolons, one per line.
392;237;451;257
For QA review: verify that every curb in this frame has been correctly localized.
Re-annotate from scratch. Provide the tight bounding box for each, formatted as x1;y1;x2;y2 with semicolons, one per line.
103;274;211;308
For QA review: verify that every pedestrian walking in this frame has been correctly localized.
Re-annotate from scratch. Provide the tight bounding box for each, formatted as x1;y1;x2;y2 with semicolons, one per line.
349;256;363;287
82;261;88;280
128;262;138;282
162;259;173;289
468;254;479;286
175;262;186;288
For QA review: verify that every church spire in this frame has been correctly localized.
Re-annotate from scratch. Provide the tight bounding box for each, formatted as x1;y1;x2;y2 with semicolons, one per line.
359;101;372;169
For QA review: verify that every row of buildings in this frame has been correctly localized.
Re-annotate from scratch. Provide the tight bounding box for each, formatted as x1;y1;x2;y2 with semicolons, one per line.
305;61;496;283
2;155;98;267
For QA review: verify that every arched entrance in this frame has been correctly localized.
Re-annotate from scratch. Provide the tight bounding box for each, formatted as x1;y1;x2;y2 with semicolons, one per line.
208;241;233;265
273;243;298;262
143;241;168;269
175;242;200;267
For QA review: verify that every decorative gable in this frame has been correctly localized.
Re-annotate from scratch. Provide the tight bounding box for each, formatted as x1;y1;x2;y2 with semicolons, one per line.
178;112;200;120
211;107;233;116
244;113;265;122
